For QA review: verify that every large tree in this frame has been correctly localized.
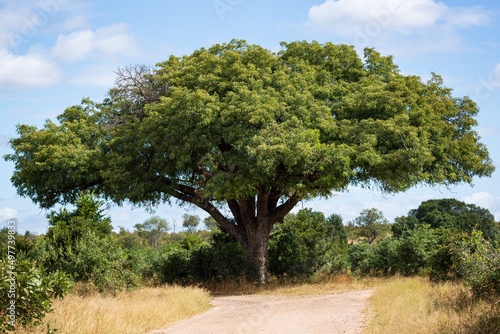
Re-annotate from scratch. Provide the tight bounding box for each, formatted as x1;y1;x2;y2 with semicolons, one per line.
5;40;495;283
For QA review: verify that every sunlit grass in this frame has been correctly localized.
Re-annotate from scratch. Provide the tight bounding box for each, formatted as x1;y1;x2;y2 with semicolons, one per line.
17;285;211;334
203;273;382;296
365;276;500;334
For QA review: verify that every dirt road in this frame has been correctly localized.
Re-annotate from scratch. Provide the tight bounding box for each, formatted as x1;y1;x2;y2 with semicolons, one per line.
152;289;374;334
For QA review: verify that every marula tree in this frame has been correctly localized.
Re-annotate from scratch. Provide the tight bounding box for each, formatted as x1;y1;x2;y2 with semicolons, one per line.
5;40;494;283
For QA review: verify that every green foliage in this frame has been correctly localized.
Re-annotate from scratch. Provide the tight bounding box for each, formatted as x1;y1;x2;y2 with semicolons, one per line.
0;260;72;332
428;229;464;282
158;248;191;285
46;191;112;249
268;225;304;278
457;231;500;296
114;227;145;249
180;233;206;250
347;243;377;275
134;216;170;250
182;214;200;233
268;209;348;278
64;231;141;294
391;225;439;276
32;231;140;295
392;198;499;240
348;225;439;276
352;208;390;244
0;229;38;262
158;231;257;284
190;231;257;282
203;216;220;233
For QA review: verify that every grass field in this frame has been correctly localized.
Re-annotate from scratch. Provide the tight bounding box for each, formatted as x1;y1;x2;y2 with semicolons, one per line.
17;285;211;334
365;276;500;334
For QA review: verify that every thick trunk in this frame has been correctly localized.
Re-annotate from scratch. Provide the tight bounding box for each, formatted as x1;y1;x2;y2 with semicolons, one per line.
244;220;272;284
169;183;301;284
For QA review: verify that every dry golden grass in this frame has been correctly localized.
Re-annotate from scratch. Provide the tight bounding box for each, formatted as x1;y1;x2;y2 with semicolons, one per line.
203;273;382;296
365;276;500;334
17;285;211;334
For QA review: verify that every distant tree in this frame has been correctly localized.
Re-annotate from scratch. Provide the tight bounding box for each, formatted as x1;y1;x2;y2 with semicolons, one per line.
182;214;200;233
326;213;347;244
134;216;170;250
203;216;220;233
115;227;145;249
392;198;499;240
353;208;389;244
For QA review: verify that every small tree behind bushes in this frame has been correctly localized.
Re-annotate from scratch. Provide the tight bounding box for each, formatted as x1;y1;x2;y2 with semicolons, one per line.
158;231;258;285
268;208;348;279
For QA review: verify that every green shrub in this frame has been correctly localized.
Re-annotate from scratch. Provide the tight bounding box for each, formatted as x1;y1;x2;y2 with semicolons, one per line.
392;225;439;276
348;243;377;274
66;231;141;294
268;228;305;278
458;231;500;296
191;231;257;282
0;260;73;332
158;248;191;284
158;232;257;284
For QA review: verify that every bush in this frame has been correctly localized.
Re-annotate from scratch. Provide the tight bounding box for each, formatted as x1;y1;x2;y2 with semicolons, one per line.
348;243;377;274
66;231;141;294
0;260;73;332
158;248;191;285
458;231;500;296
158;232;257;284
392;225;439;276
268;228;305;278
347;225;440;276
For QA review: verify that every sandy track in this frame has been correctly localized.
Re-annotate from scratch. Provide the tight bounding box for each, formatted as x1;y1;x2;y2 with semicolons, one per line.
152;289;374;334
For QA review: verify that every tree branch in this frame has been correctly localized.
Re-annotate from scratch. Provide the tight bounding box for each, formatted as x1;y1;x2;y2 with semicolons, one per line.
271;193;301;221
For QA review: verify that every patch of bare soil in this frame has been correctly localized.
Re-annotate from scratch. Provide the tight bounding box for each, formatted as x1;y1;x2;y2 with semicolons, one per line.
152;288;374;334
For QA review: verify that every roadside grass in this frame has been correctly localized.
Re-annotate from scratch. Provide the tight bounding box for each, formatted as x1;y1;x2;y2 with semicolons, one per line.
365;276;500;334
203;273;381;296
16;285;211;334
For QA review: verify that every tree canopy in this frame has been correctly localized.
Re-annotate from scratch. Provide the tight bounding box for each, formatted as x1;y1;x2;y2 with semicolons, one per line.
5;40;494;282
392;198;499;240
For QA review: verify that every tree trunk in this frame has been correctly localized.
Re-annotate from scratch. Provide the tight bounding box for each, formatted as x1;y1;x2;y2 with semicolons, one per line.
177;188;301;285
244;222;272;284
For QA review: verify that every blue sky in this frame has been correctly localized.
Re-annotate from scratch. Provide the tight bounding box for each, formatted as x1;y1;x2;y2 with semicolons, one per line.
1;0;499;234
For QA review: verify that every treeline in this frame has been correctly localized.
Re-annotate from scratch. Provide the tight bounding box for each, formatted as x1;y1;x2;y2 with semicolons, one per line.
1;192;499;331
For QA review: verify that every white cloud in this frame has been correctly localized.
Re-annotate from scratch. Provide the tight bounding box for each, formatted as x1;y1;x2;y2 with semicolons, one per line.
462;192;496;208
52;23;141;63
60;15;89;31
0;0;76;50
461;192;500;220
306;0;490;50
0;207;18;223
308;0;446;32
0;49;63;89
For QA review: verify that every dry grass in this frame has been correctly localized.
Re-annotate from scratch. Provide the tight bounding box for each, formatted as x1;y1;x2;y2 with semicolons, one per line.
203;273;382;296
365;276;500;334
17;285;211;334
